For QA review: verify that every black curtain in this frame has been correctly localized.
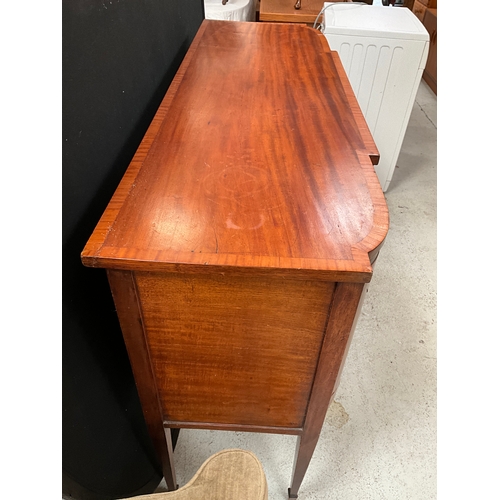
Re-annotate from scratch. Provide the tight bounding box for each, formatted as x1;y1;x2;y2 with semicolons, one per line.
62;1;204;498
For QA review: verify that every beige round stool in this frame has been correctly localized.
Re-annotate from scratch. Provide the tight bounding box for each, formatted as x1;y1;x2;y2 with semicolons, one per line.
122;449;268;500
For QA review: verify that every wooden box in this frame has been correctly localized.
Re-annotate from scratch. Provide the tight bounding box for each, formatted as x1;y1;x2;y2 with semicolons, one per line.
259;0;351;25
82;20;389;498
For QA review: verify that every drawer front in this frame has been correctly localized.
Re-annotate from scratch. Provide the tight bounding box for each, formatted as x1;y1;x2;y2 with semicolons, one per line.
135;271;335;429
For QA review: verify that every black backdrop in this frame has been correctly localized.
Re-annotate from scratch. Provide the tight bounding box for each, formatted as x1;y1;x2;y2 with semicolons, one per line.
62;1;204;497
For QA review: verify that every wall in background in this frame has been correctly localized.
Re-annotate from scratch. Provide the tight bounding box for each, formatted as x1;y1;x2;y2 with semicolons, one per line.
62;1;204;497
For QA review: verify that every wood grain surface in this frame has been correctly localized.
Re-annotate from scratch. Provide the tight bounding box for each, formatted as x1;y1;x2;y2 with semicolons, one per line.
82;20;388;283
134;271;335;428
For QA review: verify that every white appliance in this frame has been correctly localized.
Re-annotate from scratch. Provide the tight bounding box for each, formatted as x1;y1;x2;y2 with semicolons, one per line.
321;4;429;191
204;0;256;21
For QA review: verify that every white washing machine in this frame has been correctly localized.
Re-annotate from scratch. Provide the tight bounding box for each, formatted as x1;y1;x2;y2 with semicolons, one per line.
321;4;429;191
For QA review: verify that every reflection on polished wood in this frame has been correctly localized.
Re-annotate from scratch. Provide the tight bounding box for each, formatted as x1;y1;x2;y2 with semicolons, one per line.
82;20;389;499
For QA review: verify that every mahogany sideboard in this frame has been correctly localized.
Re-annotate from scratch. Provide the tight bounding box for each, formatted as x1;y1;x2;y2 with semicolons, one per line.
82;20;389;499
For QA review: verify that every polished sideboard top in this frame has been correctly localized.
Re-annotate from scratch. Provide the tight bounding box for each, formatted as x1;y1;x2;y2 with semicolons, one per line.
82;20;388;283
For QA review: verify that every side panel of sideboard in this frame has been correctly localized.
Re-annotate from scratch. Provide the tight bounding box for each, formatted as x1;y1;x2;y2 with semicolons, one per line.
107;268;367;496
133;272;335;429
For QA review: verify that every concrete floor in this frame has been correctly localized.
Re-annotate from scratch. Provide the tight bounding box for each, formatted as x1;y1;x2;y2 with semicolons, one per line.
155;80;437;499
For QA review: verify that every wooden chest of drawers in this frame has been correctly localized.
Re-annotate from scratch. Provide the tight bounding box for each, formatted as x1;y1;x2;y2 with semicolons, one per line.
82;20;389;498
259;0;351;25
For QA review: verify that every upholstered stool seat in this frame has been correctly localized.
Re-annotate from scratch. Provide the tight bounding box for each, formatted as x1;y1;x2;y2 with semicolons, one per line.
123;449;268;500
